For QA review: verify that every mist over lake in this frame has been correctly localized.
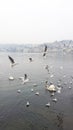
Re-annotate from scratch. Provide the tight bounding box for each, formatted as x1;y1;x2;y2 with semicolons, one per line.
0;51;73;130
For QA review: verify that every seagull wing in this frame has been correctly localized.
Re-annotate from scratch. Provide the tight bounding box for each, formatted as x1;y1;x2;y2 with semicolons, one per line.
44;45;47;52
8;55;15;64
24;74;27;80
43;52;46;56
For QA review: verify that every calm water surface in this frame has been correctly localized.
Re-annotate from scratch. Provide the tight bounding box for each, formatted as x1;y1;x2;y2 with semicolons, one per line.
0;52;73;130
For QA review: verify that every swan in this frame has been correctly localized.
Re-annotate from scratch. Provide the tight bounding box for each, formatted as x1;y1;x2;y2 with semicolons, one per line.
45;84;56;92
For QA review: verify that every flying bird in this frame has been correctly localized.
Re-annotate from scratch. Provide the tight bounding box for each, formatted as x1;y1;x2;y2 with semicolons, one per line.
8;55;18;67
43;45;48;56
44;45;47;52
19;74;29;84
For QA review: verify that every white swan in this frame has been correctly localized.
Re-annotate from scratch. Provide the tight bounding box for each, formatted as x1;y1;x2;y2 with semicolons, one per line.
46;84;56;92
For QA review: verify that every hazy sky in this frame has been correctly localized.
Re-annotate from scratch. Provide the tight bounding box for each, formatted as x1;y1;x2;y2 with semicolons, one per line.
0;0;73;44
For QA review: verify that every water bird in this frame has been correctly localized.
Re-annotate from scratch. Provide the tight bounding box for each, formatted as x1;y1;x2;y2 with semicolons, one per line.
52;98;57;102
57;83;61;87
19;74;29;84
57;87;61;93
50;74;54;78
70;81;72;84
8;55;18;67
45;65;49;73
9;76;14;80
46;102;50;107
31;88;34;92
43;53;46;57
43;45;47;56
35;92;39;96
69;86;71;89
26;101;30;107
29;58;33;62
51;92;55;96
17;89;21;93
45;84;56;92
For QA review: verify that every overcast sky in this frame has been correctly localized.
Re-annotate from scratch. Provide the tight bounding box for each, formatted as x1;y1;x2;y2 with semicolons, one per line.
0;0;73;44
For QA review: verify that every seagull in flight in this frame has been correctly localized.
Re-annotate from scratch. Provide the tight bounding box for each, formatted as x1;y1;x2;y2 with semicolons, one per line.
43;45;48;56
8;55;18;67
19;74;29;84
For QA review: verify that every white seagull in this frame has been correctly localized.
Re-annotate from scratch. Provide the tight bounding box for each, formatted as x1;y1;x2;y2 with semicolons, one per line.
8;55;18;67
19;74;29;84
46;102;50;107
26;101;30;107
9;75;14;80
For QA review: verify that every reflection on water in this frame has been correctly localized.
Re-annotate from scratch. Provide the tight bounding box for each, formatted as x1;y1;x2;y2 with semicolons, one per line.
0;52;73;130
56;113;64;130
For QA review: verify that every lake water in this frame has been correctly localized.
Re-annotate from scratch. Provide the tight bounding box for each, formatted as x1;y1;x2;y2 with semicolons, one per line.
0;52;73;130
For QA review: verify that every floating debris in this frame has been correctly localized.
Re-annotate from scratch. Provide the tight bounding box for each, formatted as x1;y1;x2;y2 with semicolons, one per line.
46;102;50;107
